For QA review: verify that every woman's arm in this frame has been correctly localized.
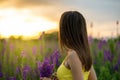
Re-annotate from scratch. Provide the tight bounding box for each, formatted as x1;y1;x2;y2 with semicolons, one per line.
88;66;97;80
68;51;84;80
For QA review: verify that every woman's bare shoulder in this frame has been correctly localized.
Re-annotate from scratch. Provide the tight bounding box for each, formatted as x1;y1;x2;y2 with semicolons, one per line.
68;50;78;58
67;50;82;65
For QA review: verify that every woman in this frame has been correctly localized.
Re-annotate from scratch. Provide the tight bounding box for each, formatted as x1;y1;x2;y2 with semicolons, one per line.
43;11;97;80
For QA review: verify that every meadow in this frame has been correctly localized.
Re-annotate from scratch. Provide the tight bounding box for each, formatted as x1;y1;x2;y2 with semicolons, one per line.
0;32;120;80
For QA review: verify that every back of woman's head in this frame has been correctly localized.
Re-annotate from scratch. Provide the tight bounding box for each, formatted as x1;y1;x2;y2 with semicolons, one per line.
59;11;92;71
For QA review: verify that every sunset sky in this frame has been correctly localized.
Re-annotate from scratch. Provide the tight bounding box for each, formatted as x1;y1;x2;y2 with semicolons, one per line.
0;0;120;38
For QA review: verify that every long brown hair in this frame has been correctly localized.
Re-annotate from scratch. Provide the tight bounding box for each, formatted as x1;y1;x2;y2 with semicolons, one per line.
59;11;92;71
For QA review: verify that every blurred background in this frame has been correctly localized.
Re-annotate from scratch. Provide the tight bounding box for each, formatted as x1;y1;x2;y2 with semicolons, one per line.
0;0;120;80
0;0;120;39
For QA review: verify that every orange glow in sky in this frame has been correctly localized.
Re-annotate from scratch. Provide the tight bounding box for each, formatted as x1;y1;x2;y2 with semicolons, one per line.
0;8;58;38
0;0;119;38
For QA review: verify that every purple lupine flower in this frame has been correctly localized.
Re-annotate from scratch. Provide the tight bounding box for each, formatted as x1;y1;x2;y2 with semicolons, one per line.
39;59;54;78
118;58;120;65
22;65;31;80
115;41;120;53
37;61;42;71
1;39;6;56
116;54;120;68
104;50;113;62
98;41;102;50
15;67;21;74
113;54;120;72
117;41;120;47
0;72;3;78
9;43;15;51
98;39;107;50
21;50;26;58
88;36;93;44
32;46;37;55
9;77;16;80
50;50;61;68
113;63;119;71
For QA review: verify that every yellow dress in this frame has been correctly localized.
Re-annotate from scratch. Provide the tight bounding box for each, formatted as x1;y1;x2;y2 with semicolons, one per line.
57;58;90;80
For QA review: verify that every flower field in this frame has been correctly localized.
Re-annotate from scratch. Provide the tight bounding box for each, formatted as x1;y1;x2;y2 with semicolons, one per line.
89;37;120;80
0;33;120;80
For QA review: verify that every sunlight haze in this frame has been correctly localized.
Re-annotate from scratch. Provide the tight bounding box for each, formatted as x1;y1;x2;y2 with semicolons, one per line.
0;0;120;38
0;8;57;38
